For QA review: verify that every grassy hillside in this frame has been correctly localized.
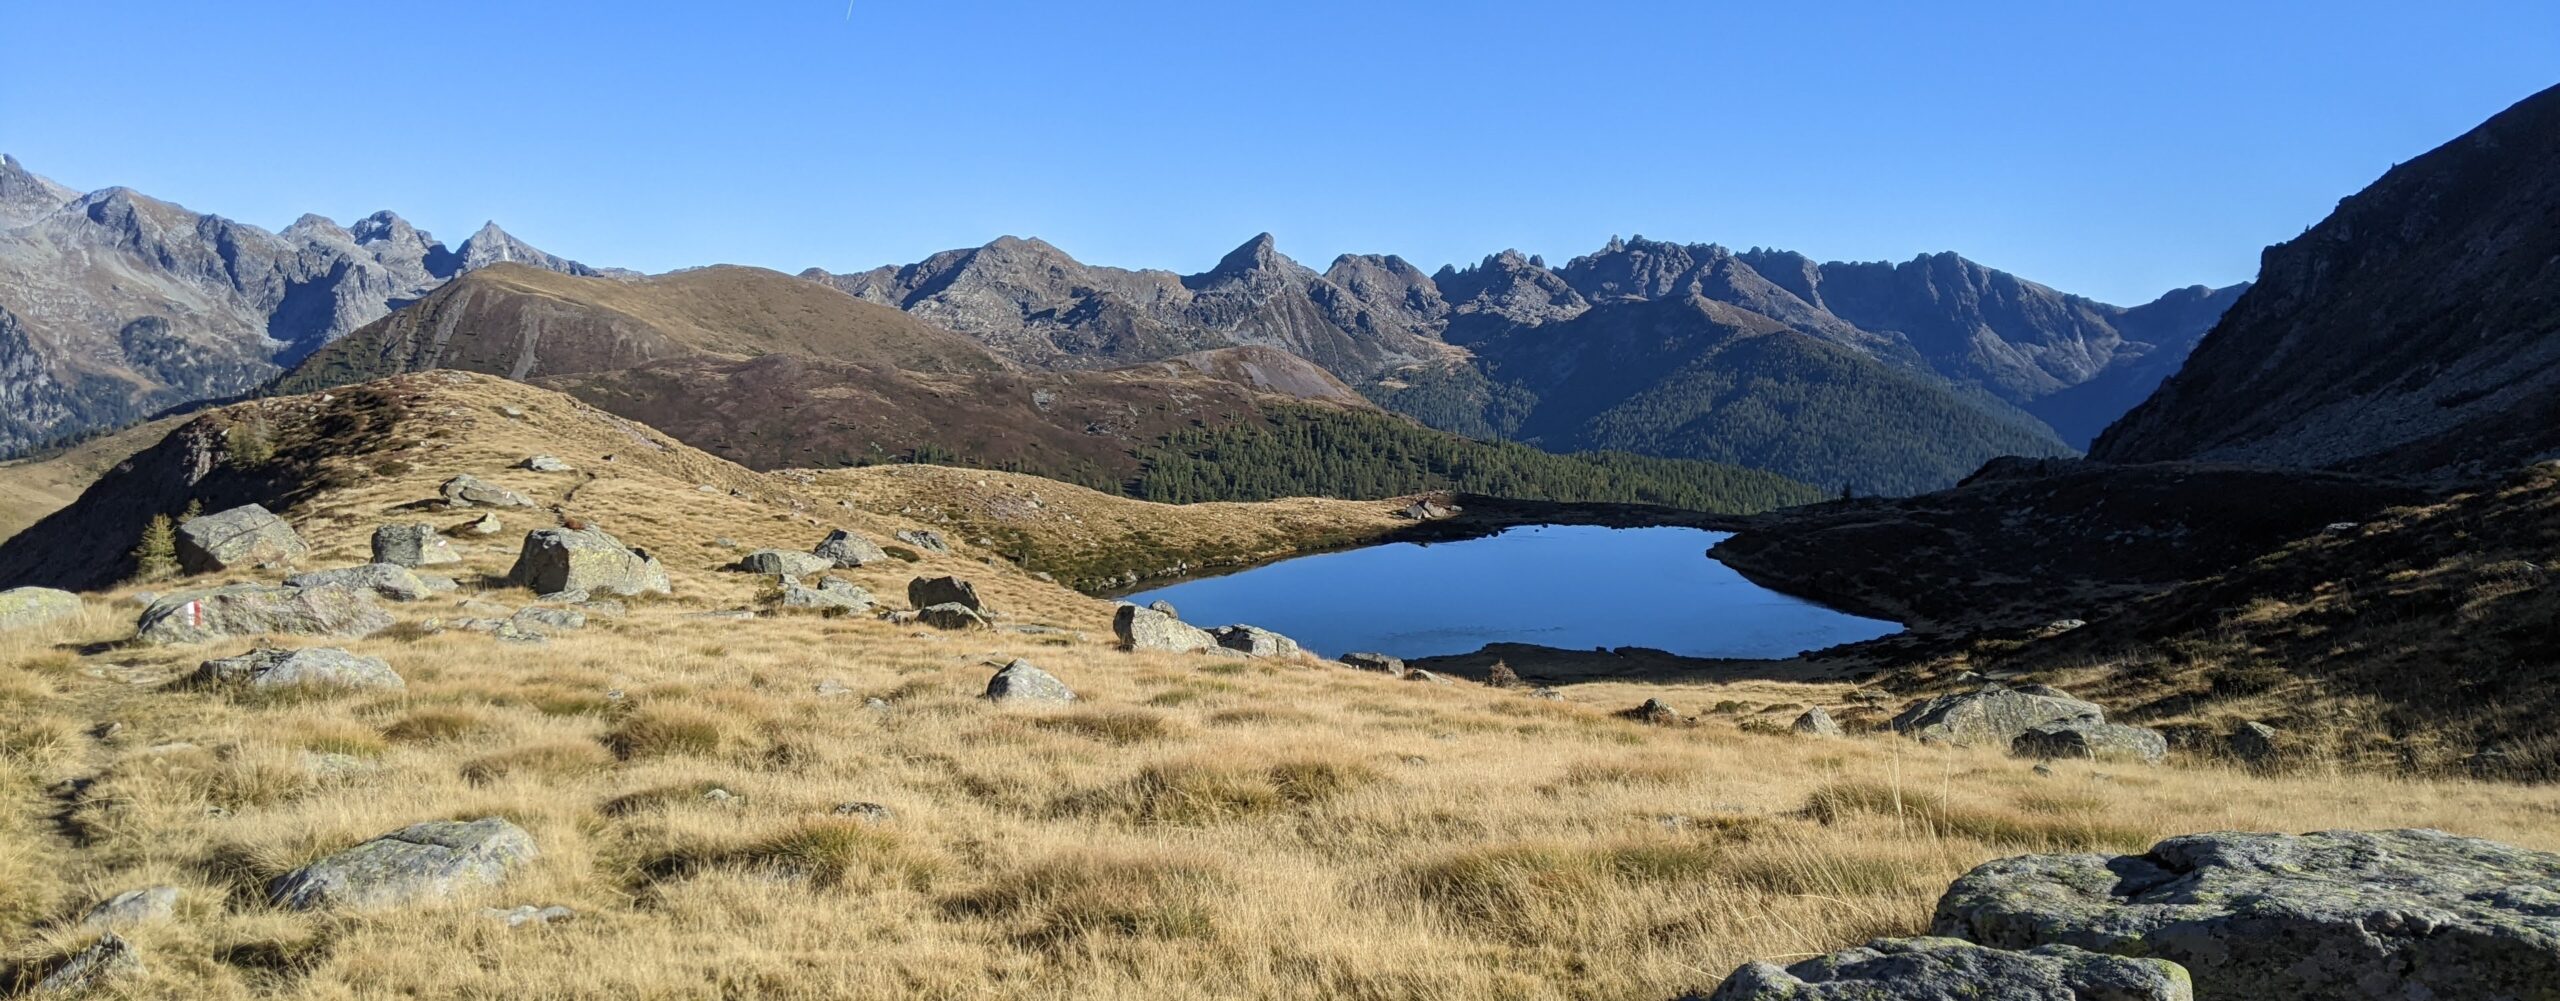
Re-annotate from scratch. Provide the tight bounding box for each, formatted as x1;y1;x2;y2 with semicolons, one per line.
1;373;2554;998
0;414;185;544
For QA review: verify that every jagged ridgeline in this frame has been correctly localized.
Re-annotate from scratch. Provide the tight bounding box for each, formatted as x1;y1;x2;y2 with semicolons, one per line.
272;264;1821;514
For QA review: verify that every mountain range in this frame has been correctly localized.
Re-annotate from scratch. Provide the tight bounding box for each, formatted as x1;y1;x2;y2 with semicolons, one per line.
1;152;2243;495
0;153;609;455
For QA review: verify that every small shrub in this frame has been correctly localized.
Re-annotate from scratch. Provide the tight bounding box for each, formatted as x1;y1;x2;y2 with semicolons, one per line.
380;707;490;744
225;415;276;467
944;852;1227;949
605;707;728;759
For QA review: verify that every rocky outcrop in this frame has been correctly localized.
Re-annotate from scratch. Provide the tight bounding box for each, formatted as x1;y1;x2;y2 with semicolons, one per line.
175;503;308;573
193;647;404;691
1891;684;2105;747
779;577;874;613
895;529;951;554
1114;603;1218;654
33;932;142;994
136;583;393;645
506;527;670;597
0;586;81;631
268;817;537;911
983;659;1076;705
370;523;460;567
1932;828;2560;1001
1339;651;1406;676
1702;937;2191;1001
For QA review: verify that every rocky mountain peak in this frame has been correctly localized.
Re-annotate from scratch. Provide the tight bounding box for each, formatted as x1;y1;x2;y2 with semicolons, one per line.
1202;232;1290;278
0;154;78;228
349;210;427;247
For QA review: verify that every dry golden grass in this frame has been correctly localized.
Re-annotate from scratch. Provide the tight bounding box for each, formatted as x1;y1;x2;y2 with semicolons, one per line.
4;373;2559;998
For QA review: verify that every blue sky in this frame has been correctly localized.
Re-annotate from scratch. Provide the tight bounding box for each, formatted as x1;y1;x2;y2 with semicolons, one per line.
4;1;2553;304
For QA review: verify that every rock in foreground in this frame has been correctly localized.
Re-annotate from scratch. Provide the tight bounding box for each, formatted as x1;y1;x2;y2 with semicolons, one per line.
1933;828;2560;1001
1212;624;1301;658
285;563;439;601
2012;720;2168;764
0;586;82;631
371;523;461;567
738;549;834;577
195;647;405;691
813;529;887;568
268;817;537;911
507;527;670;597
1702;936;2191;1001
983;659;1076;705
136;583;393;645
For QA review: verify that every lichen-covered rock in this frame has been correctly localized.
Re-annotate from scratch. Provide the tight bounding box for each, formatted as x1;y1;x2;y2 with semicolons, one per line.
917;602;988;630
286;563;437;601
1114;603;1218;653
441;474;534;508
738;549;834;576
35;932;143;994
136;583;393;645
195;647;405;691
1793;706;1844;736
1209;624;1300;658
1932;828;2560;1001
370;523;460;567
176;503;309;573
506;527;669;597
0;586;82;631
1892;684;2106;746
907;575;984;612
2013;721;2168;764
1702;936;2191;1001
268;817;536;911
813;529;887;568
983;659;1076;705
1339;651;1406;676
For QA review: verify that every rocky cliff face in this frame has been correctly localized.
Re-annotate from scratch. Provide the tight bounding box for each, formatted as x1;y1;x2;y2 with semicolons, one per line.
0;155;606;456
2095;83;2560;478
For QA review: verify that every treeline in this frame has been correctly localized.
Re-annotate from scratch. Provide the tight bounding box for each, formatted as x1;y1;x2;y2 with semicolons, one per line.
1128;405;1824;513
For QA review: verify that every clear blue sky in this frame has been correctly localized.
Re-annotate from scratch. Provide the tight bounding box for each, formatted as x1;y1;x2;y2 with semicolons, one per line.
5;1;2553;304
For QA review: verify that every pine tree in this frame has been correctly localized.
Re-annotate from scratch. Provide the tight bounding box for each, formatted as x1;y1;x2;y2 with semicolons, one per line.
131;514;178;582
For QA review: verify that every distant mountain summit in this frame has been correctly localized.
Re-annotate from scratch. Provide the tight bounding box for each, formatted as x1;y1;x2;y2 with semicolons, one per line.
0;155;605;455
2095;82;2560;478
813;233;2242;490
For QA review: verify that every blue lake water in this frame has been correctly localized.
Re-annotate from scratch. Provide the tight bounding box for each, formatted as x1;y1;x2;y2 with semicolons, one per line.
1125;524;1902;660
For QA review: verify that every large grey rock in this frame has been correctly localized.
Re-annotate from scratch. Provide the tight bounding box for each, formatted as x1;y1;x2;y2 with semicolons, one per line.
440;474;535;508
268;817;537;911
2013;721;2168;764
984;659;1076;705
1703;936;2191;1001
1793;706;1844;737
506;527;669;597
195;647;404;691
1932;828;2560;1001
370;523;460;567
136;583;393;645
175;503;309;573
813;529;887;568
907;575;984;612
779;577;875;612
1892;684;2106;747
2226;722;2282;764
1339;651;1407;676
737;549;834;576
1114;603;1219;653
0;586;82;631
34;932;142;994
81;886;180;928
1211;624;1300;658
916;602;988;630
286;563;436;601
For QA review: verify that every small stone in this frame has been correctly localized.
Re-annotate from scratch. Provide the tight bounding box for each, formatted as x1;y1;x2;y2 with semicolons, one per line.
895;528;951;553
814;678;853;697
1339;651;1406;676
520;455;574;473
441;474;535;508
702;788;737;804
1623;698;1679;724
464;512;502;535
371;523;461;567
2227;721;2282;764
35;933;143;994
1792;706;1844;736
